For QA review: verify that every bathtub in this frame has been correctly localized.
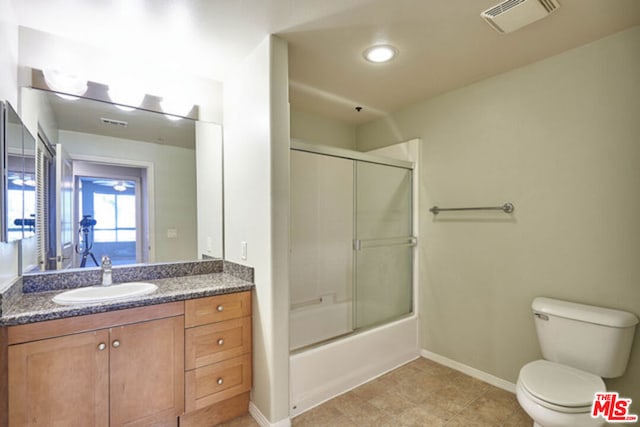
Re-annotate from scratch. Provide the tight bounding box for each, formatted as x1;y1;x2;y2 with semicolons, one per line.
289;314;419;417
290;300;353;351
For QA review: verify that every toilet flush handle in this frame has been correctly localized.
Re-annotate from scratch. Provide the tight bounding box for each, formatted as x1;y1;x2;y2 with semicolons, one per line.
534;312;549;321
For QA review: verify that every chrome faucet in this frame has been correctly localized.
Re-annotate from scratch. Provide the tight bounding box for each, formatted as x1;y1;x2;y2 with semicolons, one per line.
101;255;113;286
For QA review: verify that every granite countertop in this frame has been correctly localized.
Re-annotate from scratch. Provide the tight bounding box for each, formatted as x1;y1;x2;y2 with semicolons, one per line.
0;261;255;326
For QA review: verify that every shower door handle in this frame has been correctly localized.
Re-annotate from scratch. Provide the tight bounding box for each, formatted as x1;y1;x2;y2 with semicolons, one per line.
353;237;417;251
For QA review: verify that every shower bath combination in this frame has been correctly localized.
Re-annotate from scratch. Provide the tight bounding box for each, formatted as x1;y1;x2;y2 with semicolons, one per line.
289;142;415;351
288;139;421;417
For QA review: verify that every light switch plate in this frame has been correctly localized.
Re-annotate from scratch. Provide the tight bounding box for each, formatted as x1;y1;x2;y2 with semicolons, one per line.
241;241;247;260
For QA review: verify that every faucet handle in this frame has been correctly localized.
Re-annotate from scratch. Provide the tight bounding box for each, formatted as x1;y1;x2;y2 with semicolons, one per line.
101;255;112;268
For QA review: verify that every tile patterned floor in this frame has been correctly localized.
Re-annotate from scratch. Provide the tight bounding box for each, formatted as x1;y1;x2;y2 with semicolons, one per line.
219;357;533;427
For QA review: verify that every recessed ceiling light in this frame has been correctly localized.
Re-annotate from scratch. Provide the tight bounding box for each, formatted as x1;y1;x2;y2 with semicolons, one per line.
363;45;398;63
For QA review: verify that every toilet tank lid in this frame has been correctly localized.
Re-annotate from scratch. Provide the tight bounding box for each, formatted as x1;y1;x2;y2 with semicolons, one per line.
532;297;639;328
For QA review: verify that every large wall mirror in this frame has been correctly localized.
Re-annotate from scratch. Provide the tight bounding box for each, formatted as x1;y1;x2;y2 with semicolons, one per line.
20;81;223;271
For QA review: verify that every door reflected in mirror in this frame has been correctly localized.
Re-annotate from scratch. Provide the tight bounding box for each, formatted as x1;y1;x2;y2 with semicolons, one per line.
75;168;144;266
20;88;223;271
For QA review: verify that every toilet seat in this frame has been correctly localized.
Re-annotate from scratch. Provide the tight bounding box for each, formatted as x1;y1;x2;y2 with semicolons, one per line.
518;360;605;413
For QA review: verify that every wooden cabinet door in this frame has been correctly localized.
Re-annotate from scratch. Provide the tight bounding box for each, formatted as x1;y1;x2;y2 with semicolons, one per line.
8;330;109;427
109;316;184;427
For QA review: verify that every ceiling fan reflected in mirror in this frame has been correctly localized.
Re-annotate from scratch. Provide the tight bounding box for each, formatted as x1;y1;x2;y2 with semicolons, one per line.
90;179;136;192
8;173;36;187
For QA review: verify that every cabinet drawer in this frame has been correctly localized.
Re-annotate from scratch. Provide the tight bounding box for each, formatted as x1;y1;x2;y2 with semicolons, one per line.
185;317;251;370
185;291;251;327
185;354;251;411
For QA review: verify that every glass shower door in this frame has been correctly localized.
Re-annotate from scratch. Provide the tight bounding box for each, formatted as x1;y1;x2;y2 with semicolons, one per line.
289;150;355;350
354;161;413;329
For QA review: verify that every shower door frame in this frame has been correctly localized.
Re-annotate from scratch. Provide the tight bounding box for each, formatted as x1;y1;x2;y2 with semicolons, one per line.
291;140;413;170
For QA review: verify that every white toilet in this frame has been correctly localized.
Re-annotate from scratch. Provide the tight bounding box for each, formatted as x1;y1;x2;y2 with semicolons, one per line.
516;297;638;427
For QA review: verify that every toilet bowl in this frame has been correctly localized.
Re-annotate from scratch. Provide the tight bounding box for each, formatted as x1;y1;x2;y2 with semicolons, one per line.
516;297;638;427
516;360;605;427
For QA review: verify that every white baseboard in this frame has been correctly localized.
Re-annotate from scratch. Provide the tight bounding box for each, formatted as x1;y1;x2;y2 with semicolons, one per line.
420;349;516;393
249;402;291;427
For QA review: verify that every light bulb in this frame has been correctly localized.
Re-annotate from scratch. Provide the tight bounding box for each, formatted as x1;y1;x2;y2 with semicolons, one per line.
363;45;398;63
43;69;88;98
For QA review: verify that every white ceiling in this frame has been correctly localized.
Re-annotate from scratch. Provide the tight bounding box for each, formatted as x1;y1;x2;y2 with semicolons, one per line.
13;0;640;125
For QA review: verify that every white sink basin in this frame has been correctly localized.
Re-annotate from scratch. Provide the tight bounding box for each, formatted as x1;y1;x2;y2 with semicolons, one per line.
52;282;158;305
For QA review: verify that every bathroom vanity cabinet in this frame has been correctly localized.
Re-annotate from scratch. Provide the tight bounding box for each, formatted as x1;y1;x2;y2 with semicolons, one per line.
1;290;253;427
6;302;185;427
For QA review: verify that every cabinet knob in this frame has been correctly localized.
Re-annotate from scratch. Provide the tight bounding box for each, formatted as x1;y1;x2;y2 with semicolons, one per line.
97;343;106;351
217;338;224;346
216;305;224;312
112;340;121;348
217;377;224;385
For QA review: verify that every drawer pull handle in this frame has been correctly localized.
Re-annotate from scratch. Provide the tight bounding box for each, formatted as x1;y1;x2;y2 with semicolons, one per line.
217;377;224;385
112;340;121;348
97;343;106;351
217;338;224;346
216;305;224;312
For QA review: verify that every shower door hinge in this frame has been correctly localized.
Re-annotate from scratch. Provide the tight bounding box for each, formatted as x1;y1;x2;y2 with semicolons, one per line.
353;239;362;251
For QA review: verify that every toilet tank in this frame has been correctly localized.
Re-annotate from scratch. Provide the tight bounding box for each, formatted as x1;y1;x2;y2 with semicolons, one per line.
532;297;638;378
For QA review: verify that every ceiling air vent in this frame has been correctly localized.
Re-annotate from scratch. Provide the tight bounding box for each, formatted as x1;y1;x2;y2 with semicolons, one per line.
100;117;128;128
481;0;560;34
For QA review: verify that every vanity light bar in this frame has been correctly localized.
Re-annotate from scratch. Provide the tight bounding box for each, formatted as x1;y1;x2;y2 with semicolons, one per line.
29;68;199;121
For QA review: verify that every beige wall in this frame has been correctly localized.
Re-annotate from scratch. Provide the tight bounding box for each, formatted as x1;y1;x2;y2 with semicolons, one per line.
357;25;640;402
224;35;290;423
291;109;356;150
